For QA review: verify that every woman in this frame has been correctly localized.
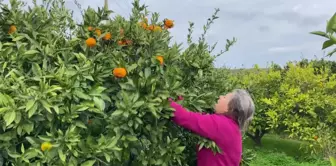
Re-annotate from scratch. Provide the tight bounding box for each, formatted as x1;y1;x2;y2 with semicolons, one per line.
169;89;255;166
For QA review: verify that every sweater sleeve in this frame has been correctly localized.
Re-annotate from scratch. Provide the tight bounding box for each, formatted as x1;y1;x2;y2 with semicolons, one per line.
170;101;219;141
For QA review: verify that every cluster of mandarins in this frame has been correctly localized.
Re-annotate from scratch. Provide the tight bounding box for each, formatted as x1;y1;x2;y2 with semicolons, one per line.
85;27;112;47
85;18;174;80
6;18;172;80
138;18;174;31
7;18;173;82
6;17;174;153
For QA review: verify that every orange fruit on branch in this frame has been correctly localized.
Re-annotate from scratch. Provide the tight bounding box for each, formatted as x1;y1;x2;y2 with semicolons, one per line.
113;68;127;78
8;25;17;34
138;22;147;29
125;39;133;45
41;142;52;152
156;55;164;65
147;25;155;31
86;37;97;48
103;32;112;40
153;26;162;32
313;135;318;141
164;19;174;29
118;40;126;46
95;29;102;36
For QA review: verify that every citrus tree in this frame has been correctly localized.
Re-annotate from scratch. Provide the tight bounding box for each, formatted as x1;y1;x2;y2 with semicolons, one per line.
262;62;336;157
230;65;282;145
0;0;236;165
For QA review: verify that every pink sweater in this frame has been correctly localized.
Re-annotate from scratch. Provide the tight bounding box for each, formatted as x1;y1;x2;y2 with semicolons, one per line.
170;101;242;166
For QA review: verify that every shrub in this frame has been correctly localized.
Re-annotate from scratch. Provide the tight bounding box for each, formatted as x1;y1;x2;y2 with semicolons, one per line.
0;0;236;165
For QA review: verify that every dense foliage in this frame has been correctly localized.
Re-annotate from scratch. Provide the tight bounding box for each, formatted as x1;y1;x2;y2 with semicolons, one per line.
0;0;237;165
228;61;336;158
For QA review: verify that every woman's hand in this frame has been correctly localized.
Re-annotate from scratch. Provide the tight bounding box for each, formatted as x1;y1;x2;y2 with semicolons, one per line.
177;95;184;101
168;95;184;103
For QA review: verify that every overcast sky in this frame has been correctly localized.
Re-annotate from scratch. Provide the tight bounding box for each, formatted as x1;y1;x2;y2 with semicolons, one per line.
4;0;336;68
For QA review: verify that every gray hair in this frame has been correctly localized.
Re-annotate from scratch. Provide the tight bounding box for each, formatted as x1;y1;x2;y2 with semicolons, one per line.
228;89;255;132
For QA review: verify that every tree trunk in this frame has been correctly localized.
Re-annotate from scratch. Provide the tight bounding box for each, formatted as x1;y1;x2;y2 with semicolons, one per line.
246;129;266;146
252;136;262;146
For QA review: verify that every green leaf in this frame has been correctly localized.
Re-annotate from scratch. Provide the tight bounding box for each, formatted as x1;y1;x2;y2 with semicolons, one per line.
156;159;163;165
330;156;336;166
32;63;42;76
112;110;123;116
24;150;39;160
126;135;138;141
132;101;144;108
120;82;136;91
58;149;66;162
331;35;336;43
89;86;106;96
53;106;60;114
310;31;328;38
327;13;336;33
75;121;87;129
4;111;16;126
22;123;34;134
81;160;96;166
327;49;336;57
28;103;38;118
84;75;94;81
74;90;91;100
24;50;39;55
0;154;3;166
175;146;185;154
198;142;205;151
107;137;119;149
40;100;52;113
0;107;10;113
332;109;336;115
191;62;200;68
21;144;25;153
93;97;105;111
25;100;35;111
128;64;138;73
12;36;25;41
322;40;335;49
144;67;151;78
26;137;39;146
0;131;14;141
104;153;111;162
7;152;20;158
3;47;12;56
149;105;159;118
75;106;89;112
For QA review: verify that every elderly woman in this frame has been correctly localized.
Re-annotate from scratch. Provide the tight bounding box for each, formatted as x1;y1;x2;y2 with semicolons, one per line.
169;89;255;166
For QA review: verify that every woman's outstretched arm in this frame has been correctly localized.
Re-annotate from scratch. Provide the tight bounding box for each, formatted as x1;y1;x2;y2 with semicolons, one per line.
170;101;220;141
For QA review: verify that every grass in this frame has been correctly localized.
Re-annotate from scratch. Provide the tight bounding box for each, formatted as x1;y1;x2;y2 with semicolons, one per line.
243;134;330;166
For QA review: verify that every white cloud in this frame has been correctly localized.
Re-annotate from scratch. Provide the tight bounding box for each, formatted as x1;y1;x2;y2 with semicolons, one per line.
268;46;300;53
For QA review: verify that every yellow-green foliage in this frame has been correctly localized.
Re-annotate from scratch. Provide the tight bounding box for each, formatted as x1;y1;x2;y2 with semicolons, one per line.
230;62;336;157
